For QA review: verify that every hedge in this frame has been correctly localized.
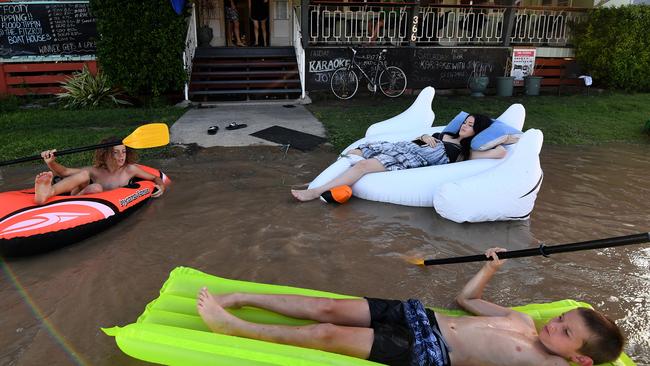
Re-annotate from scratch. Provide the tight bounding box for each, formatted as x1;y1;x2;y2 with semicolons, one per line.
90;0;188;96
573;5;650;92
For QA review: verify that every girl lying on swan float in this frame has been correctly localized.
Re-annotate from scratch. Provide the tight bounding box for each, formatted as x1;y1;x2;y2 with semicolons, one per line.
294;86;544;223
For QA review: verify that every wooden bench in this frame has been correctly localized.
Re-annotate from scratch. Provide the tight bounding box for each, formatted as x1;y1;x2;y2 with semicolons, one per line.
535;57;589;94
0;61;98;96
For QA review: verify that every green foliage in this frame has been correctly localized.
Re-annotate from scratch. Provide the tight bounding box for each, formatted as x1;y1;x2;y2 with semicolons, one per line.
0;95;21;113
57;66;131;109
573;6;650;91
644;119;650;135
308;93;650;149
90;0;188;97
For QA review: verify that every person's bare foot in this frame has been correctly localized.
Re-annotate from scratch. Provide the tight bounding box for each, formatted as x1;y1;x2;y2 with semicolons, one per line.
291;189;320;202
197;287;238;335
290;182;310;189
34;172;54;204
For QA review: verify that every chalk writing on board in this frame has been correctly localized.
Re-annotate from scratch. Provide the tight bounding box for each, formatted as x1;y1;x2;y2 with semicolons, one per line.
306;48;407;90
0;2;97;57
410;47;508;88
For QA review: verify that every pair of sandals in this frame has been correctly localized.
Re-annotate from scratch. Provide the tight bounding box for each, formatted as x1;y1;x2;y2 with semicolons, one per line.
207;122;247;135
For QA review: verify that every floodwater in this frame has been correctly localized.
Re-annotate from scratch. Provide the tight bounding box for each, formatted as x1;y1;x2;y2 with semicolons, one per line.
1;143;649;366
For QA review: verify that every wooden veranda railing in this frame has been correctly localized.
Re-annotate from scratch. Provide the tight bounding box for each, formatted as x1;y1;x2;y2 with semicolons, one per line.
303;1;588;47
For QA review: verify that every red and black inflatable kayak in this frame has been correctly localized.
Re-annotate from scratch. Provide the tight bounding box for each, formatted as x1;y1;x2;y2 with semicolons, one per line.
0;165;170;257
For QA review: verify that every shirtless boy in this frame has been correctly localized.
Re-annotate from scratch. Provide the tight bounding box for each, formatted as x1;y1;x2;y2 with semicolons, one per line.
34;137;165;205
197;248;624;366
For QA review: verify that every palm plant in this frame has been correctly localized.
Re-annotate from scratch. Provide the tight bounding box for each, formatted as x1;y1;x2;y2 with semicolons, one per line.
57;66;131;109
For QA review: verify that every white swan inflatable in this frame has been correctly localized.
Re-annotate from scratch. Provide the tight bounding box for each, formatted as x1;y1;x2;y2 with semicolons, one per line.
308;86;544;223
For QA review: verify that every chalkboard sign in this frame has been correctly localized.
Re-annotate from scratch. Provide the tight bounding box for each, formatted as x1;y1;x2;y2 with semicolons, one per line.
306;47;408;91
306;47;509;91
0;2;97;58
411;48;509;89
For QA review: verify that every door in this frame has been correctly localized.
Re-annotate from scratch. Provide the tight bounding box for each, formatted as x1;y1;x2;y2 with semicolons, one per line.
270;0;292;46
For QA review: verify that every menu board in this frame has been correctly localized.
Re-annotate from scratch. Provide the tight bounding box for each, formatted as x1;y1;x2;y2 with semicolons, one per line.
510;48;537;86
0;2;97;58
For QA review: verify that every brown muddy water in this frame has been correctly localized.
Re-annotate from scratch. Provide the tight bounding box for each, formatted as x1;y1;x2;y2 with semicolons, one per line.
1;143;649;366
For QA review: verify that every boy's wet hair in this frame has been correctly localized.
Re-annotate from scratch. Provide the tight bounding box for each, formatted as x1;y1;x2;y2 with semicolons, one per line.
93;136;138;168
576;308;624;364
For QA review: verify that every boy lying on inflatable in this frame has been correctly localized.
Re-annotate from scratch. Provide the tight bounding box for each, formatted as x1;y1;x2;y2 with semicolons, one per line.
197;248;624;366
291;113;506;202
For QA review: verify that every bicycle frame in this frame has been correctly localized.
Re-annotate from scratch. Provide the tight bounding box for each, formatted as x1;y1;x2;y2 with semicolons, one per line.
347;48;389;89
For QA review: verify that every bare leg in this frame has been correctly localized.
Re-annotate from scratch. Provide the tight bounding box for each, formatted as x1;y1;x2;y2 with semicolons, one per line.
197;288;373;359
261;19;267;46
252;19;260;46
76;183;103;195
34;170;91;204
227;22;233;46
291;158;385;201
233;20;246;46
215;292;371;327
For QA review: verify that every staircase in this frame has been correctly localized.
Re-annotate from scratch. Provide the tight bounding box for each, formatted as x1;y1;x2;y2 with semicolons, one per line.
189;47;302;102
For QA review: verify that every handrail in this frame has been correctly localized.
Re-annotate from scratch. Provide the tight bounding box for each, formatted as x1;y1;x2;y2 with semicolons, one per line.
293;6;306;99
183;3;198;101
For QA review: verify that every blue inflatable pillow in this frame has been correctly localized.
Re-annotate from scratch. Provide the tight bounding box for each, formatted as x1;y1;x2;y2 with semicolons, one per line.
442;111;523;151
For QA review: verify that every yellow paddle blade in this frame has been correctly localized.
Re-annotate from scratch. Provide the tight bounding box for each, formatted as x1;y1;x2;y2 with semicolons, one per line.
122;123;170;149
404;256;425;266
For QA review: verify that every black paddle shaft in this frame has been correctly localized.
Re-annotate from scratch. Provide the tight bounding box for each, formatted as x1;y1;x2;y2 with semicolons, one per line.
423;232;650;266
0;141;121;167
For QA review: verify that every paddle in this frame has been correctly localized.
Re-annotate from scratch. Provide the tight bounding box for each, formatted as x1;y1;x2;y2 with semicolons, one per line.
0;123;170;167
409;232;650;266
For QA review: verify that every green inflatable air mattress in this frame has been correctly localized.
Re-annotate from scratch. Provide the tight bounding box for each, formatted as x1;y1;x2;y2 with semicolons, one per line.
103;267;636;366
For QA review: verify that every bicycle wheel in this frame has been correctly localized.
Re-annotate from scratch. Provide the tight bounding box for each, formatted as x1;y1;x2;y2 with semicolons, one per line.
378;66;407;98
330;68;359;100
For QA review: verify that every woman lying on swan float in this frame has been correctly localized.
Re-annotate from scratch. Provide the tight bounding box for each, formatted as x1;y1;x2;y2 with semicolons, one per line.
291;113;505;202
293;86;544;223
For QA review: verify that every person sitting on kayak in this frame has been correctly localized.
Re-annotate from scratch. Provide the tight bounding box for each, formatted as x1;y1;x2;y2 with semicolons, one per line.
291;113;506;202
33;137;165;205
197;247;624;366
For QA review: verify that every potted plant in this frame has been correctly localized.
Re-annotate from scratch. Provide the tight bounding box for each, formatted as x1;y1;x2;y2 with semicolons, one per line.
467;64;489;97
495;56;514;97
197;0;215;46
524;61;544;96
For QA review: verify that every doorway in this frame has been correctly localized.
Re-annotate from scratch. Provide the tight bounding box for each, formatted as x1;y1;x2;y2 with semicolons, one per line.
196;0;292;47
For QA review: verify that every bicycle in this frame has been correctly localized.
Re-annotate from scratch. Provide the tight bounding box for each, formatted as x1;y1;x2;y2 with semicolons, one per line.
330;47;407;100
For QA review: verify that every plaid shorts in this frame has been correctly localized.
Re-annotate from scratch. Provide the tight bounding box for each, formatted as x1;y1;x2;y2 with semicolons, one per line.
358;141;449;171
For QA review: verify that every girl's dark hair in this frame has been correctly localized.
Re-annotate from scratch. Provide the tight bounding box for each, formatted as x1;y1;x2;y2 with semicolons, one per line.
93;136;138;168
576;308;624;364
449;113;493;160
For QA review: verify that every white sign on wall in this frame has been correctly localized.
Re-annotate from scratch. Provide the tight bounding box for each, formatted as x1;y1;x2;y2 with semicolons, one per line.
511;48;536;86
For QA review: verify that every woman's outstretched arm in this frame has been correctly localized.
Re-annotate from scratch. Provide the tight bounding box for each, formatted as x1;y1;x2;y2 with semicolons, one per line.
469;145;506;160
